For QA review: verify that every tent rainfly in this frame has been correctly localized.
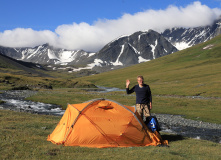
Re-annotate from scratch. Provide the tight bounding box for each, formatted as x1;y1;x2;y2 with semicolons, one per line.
47;99;168;148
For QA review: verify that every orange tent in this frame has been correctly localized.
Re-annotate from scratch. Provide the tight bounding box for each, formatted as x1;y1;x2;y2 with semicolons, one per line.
47;98;168;148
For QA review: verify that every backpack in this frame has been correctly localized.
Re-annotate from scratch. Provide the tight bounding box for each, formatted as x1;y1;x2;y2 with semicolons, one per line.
145;116;161;132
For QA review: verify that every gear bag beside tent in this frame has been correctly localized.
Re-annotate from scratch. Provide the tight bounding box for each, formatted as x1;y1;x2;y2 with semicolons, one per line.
47;99;168;148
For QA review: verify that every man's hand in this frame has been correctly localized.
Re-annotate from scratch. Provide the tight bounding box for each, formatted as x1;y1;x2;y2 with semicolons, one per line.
149;102;152;110
126;79;130;88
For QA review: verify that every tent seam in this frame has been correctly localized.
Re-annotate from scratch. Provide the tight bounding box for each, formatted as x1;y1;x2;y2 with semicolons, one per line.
62;104;81;144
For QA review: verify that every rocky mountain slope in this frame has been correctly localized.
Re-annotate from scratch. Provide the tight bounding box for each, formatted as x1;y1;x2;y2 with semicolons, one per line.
87;30;178;72
94;30;178;66
162;18;221;50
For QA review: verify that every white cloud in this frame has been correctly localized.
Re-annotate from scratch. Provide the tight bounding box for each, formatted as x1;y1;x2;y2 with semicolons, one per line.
0;28;57;47
0;1;221;52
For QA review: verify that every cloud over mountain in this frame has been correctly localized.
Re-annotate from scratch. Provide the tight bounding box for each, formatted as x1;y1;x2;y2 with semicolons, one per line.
0;1;221;52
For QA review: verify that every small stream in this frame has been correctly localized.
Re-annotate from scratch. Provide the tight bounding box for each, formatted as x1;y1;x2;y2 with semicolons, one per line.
96;86;125;93
0;89;220;143
0;90;64;116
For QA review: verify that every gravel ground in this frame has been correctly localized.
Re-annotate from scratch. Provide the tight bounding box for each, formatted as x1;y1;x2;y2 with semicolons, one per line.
0;90;220;143
151;113;221;143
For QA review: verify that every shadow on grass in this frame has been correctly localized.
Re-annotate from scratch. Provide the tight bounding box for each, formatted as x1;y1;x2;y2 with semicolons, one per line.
161;134;185;142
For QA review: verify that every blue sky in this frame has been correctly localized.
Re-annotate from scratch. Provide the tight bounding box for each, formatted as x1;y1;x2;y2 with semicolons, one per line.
1;0;220;31
1;0;221;51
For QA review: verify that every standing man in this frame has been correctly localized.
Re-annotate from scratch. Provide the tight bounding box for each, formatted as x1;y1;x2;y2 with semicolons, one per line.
126;75;152;122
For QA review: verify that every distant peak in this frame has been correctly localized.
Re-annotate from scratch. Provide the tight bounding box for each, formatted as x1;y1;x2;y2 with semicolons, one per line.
42;43;50;47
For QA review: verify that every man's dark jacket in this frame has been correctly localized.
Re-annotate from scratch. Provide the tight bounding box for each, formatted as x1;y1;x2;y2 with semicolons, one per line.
126;84;152;104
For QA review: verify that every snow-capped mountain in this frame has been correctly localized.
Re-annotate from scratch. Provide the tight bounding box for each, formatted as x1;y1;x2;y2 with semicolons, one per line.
0;43;95;65
91;29;178;67
162;18;221;50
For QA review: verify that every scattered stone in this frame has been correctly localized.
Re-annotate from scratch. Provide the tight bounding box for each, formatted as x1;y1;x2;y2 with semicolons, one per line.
152;113;221;143
41;127;47;130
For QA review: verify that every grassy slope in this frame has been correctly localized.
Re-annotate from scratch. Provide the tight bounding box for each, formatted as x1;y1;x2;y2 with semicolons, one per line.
77;34;221;98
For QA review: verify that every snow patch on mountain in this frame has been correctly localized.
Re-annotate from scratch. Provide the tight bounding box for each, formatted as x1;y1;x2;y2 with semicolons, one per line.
48;49;58;60
138;56;150;63
69;59;104;72
129;43;140;55
88;52;96;57
89;59;103;67
203;44;214;50
112;45;124;66
150;40;157;59
58;51;74;62
174;42;191;50
138;33;147;41
27;46;43;59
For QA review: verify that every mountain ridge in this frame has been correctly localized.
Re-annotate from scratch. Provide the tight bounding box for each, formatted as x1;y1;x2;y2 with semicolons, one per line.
162;18;221;50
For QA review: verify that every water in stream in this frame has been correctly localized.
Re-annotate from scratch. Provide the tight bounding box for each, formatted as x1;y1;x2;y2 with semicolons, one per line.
0;90;64;116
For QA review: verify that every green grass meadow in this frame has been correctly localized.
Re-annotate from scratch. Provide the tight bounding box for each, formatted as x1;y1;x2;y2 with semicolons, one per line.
1;109;220;160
